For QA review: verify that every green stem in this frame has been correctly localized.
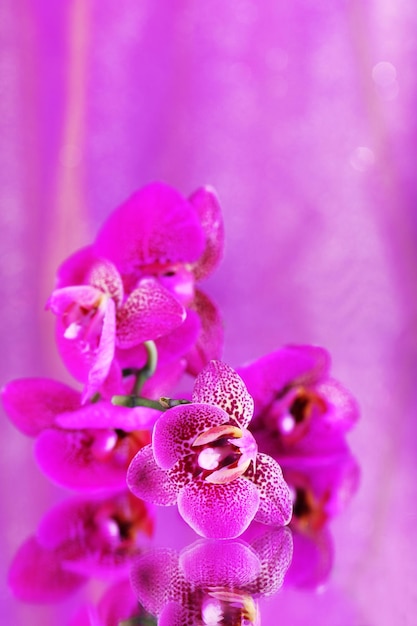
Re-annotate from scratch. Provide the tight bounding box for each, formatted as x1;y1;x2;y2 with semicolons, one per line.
111;395;166;411
132;340;158;396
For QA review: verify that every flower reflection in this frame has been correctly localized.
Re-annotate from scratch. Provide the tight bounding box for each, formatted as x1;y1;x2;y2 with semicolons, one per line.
8;491;154;602
282;451;360;588
130;526;293;625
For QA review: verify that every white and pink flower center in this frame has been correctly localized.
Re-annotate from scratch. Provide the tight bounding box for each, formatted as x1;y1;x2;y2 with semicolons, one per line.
191;424;258;485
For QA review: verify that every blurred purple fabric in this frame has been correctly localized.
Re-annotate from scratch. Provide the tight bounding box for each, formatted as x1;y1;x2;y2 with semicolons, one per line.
1;1;416;624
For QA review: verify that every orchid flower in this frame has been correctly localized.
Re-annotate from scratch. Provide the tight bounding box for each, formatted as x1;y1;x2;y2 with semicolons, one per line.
1;375;157;491
237;345;360;458
48;246;187;400
93;182;225;377
130;527;293;625
127;360;292;539
8;491;154;603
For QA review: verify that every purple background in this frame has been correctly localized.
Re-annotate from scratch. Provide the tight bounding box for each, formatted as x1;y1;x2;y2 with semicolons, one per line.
1;1;416;624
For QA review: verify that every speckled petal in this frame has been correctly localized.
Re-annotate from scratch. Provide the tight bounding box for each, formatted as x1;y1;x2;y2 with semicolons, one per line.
1;378;81;437
116;279;186;348
82;296;116;400
192;360;254;428
153;403;229;470
127;445;180;505
189;186;224;281
177;478;260;539
130;549;183;615
245;527;293;596
246;453;293;526
180;539;261;587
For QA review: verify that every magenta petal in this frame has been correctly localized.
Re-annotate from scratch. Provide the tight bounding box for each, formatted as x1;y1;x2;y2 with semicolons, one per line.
56;245;97;287
130;549;182;615
153;403;229;470
35;428;128;491
155;308;201;365
285;526;334;589
1;378;81;436
47;284;102;314
57;402;157;431
177;478;260;539
238;345;331;413
127;445;179;505
83;297;116;400
94;182;206;275
192;361;254;428
8;536;86;602
97;579;145;626
247;454;293;526
185;289;224;376
246;527;293;596
315;378;360;432
180;539;261;587
116;279;186;348
188;186;224;281
159;602;193;626
53;293;115;387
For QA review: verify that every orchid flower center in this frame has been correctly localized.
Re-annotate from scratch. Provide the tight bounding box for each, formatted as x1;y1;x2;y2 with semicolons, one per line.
290;484;328;532
191;424;258;485
200;589;258;625
63;293;109;352
270;386;327;443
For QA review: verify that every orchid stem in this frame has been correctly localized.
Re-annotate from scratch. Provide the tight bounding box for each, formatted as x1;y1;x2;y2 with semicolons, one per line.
111;395;165;411
132;340;158;397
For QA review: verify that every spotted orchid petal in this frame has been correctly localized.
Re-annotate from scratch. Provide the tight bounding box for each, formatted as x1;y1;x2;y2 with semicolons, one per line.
245;527;293;597
94;182;206;280
127;445;180;506
51;287;116;389
56;246;124;304
1;378;81;437
245;453;293;526
188;186;225;281
180;539;261;587
177;478;260;539
152;403;229;470
192;360;254;428
130;548;184;616
185;289;224;376
116;279;186;349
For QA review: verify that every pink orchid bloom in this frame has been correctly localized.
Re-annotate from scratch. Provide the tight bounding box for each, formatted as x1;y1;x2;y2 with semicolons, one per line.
237;345;360;459
127;361;292;539
8;491;154;603
130;527;292;625
1;376;157;492
48;245;187;400
94;182;225;377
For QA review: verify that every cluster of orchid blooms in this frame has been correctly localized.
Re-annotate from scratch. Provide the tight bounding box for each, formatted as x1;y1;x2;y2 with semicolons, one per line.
2;182;360;624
